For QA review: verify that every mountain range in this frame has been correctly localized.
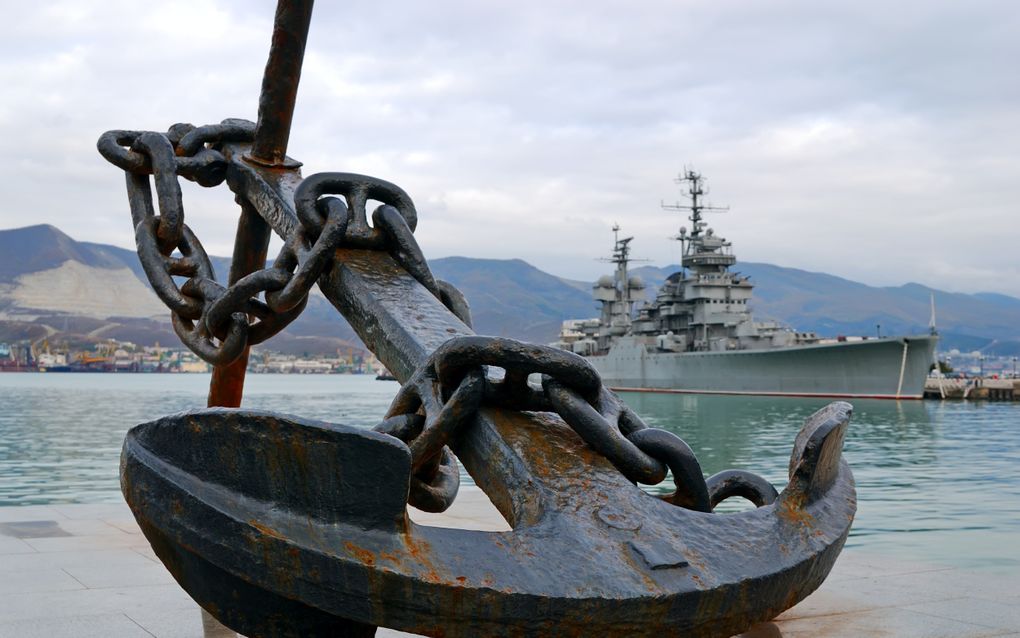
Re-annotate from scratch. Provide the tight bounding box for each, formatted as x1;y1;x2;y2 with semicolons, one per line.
2;224;1018;356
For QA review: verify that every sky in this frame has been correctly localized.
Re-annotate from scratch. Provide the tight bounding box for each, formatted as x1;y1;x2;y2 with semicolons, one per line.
2;1;1018;295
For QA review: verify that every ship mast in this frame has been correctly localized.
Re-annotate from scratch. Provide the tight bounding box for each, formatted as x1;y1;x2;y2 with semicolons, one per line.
662;168;729;273
593;224;646;341
607;224;633;305
657;168;742;351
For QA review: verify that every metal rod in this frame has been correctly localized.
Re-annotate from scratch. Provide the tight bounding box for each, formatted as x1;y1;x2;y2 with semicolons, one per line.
209;0;313;406
207;204;272;407
249;0;315;166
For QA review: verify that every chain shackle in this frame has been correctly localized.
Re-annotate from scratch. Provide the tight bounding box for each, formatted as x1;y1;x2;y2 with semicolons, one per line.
294;172;417;246
294;172;473;327
436;280;473;328
373;204;441;299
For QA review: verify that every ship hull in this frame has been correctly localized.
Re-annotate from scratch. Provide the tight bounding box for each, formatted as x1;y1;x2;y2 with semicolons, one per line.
591;335;938;399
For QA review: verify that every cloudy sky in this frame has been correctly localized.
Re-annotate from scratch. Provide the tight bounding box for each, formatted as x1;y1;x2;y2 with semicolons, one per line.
2;1;1018;295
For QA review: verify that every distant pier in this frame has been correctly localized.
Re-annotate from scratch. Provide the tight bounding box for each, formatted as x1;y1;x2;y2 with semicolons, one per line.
924;376;1018;401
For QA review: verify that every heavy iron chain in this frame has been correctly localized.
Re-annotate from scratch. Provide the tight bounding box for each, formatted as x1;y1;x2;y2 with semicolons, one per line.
97;120;471;366
98;121;771;514
374;336;780;513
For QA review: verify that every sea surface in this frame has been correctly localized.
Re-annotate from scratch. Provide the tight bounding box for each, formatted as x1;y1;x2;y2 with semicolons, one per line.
1;372;1017;573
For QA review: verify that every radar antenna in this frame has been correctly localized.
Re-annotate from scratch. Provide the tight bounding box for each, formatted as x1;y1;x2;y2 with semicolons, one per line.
661;167;730;274
662;167;729;248
599;223;650;270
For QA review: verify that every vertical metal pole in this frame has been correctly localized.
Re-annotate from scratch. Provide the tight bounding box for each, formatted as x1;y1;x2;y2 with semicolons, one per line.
207;0;315;407
207;200;272;408
248;0;315;167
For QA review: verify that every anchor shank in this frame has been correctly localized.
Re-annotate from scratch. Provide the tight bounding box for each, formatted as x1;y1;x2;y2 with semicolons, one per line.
318;248;614;525
225;150;638;523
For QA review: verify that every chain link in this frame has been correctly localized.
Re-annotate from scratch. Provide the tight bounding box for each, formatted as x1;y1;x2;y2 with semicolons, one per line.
374;413;462;513
99;121;471;366
378;336;779;514
293;173;472;327
100;119;340;365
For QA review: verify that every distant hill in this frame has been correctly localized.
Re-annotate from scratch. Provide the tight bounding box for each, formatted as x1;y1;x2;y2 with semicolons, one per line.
430;257;596;343
0;225;137;290
2;224;1019;355
0;224;359;355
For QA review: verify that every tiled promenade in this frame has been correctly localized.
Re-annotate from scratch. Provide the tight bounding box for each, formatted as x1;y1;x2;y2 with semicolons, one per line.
2;491;1018;637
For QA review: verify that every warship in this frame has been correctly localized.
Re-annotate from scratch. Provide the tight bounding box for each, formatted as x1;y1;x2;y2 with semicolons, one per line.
555;169;937;399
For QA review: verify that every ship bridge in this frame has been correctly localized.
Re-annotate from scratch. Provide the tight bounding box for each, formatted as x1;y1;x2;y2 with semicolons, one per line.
682;252;736;268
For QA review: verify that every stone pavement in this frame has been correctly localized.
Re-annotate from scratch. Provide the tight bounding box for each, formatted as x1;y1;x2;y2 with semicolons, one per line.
1;491;1018;637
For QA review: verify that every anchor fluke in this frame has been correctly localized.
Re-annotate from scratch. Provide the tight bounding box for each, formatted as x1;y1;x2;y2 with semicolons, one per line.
786;401;854;503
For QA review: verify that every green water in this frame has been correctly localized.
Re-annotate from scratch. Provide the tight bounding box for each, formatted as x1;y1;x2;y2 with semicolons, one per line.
1;372;1017;573
624;392;1020;573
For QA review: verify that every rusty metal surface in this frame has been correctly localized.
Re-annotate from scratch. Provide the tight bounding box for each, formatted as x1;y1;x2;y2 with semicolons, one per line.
100;1;858;636
247;0;314;167
206;200;272;408
123;403;855;637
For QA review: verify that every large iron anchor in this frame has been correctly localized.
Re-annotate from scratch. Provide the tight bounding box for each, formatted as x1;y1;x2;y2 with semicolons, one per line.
119;143;856;638
104;1;857;634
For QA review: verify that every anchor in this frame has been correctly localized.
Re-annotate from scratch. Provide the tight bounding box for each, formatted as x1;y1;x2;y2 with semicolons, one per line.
99;2;856;636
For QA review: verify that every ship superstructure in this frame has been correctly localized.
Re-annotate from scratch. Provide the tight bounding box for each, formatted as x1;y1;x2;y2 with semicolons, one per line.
591;225;645;346
556;169;938;399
